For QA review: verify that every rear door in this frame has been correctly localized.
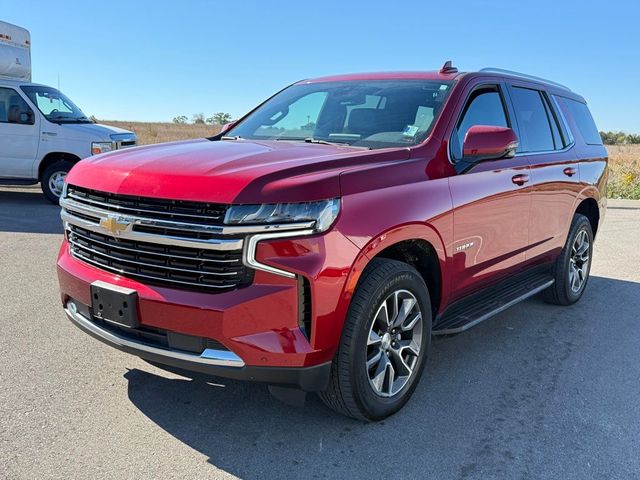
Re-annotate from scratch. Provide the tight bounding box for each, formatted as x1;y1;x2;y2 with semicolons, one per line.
448;82;531;299
506;84;580;263
0;86;39;178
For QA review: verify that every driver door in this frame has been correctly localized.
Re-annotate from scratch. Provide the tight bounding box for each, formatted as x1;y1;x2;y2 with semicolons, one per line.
448;83;531;300
0;87;39;178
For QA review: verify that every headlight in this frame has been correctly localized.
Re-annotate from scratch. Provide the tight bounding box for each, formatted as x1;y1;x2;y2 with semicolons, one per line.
91;141;115;155
224;199;340;232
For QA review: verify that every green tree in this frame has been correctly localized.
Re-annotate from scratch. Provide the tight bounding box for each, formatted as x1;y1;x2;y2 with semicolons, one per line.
207;112;233;125
192;113;206;124
172;115;188;124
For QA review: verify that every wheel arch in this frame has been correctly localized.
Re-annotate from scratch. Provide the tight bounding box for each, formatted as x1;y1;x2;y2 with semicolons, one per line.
575;197;600;239
38;152;82;180
342;224;449;319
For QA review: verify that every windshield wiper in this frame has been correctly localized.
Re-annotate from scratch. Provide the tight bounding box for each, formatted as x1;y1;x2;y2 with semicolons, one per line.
221;135;242;140
304;137;350;146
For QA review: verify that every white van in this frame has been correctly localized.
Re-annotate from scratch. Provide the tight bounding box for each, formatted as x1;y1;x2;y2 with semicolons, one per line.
0;21;136;203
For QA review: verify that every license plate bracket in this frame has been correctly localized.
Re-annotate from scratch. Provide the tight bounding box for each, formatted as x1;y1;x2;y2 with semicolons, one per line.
90;281;139;328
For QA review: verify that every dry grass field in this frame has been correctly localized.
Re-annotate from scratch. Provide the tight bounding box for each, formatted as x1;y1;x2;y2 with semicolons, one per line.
100;121;640;199
607;145;640;199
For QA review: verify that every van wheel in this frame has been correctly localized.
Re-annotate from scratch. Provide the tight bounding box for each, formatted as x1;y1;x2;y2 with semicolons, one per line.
318;258;431;421
543;214;593;306
41;160;73;204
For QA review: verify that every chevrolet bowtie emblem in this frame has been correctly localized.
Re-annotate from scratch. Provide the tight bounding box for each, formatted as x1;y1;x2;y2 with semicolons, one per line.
100;215;131;235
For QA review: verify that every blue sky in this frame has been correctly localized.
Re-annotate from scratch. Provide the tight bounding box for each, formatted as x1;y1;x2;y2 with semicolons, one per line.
3;0;639;131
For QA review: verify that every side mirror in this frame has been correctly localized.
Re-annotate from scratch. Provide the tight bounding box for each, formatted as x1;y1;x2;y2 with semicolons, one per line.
463;125;518;161
219;121;237;135
19;111;34;124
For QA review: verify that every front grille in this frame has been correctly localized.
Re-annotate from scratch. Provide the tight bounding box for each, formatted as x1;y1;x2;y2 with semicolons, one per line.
67;225;252;291
66;185;228;226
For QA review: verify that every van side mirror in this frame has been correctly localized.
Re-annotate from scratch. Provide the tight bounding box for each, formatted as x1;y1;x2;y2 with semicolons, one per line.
219;121;237;135
19;111;34;125
463;125;518;161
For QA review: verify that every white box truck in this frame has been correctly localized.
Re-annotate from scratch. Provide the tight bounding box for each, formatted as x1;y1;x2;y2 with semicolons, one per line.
0;20;136;203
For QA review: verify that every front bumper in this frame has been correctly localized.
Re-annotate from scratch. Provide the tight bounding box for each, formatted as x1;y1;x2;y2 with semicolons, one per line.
57;226;360;389
64;299;331;391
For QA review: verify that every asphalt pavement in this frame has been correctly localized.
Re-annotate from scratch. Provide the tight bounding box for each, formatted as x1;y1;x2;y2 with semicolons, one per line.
1;186;639;480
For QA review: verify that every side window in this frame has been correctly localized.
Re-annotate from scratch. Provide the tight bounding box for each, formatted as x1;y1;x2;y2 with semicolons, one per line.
509;87;555;152
563;98;602;145
0;88;34;125
451;87;508;161
542;95;564;149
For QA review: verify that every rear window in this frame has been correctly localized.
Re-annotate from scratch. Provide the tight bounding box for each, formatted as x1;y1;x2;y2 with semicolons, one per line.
564;98;602;145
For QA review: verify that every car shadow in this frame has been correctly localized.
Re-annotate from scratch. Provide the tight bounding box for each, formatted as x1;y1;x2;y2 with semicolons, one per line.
0;187;63;234
123;275;640;479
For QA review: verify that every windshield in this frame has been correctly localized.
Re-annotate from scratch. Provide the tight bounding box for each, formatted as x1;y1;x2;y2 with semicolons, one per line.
20;85;91;123
225;80;453;149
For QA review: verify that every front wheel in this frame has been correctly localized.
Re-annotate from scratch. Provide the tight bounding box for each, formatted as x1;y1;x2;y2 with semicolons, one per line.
319;258;431;421
41;160;74;204
543;214;593;306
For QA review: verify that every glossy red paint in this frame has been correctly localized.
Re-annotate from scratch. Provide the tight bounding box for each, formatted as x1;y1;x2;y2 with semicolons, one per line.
57;69;608;384
462;125;519;158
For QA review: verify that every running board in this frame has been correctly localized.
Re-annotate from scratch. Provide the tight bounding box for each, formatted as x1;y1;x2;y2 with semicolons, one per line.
432;271;554;335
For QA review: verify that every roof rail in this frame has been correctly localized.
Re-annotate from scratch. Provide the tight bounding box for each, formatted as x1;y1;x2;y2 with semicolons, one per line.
479;68;571;92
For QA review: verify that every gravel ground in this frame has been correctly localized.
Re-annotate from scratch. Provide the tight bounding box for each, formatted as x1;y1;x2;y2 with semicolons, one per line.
1;186;639;480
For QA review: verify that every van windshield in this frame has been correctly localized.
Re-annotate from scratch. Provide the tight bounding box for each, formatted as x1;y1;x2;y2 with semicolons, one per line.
20;85;92;123
225;80;453;149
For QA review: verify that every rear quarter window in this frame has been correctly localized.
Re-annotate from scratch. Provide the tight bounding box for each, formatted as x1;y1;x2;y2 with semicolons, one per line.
563;98;602;145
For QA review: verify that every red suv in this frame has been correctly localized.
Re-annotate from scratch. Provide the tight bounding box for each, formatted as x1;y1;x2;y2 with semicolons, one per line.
57;63;607;420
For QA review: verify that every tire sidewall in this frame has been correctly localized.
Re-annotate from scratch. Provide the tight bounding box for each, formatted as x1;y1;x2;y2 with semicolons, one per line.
348;267;431;420
41;160;73;204
559;218;593;303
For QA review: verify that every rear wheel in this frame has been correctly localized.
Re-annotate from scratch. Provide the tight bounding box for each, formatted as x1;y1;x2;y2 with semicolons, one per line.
319;258;431;421
41;160;73;204
543;214;593;305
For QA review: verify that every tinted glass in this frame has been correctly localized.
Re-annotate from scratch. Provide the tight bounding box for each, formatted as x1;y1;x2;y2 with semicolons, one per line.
510;87;554;152
564;98;602;145
0;87;33;124
452;89;508;160
226;80;453;149
542;95;564;149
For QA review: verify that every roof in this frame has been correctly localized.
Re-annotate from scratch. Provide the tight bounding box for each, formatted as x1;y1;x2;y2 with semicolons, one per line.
298;67;582;100
299;70;461;84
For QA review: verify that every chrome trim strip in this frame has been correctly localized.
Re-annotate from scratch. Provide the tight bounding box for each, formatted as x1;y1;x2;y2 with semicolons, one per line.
66;191;224;221
65;301;245;367
67;228;240;263
68;238;239;276
61;209;244;251
61;197;316;236
243;229;316;279
69;250;238;289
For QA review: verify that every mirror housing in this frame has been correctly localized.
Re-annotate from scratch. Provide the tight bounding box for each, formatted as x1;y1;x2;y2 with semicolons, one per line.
463;125;518;161
19;111;34;125
219;121;237;135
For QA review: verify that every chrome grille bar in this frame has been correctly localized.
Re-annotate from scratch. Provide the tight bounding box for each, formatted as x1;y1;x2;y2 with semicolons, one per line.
67;191;224;222
69;243;240;289
68;238;239;276
68;228;240;263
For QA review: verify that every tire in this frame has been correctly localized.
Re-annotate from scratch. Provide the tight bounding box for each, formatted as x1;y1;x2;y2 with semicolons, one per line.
542;214;593;306
41;160;74;204
319;258;432;421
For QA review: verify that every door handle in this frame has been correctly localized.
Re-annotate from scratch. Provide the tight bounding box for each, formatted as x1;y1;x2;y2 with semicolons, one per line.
563;167;577;177
511;174;530;186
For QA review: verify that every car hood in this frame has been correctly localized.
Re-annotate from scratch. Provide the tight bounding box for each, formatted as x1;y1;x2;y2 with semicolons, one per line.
66;138;409;204
61;122;134;141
